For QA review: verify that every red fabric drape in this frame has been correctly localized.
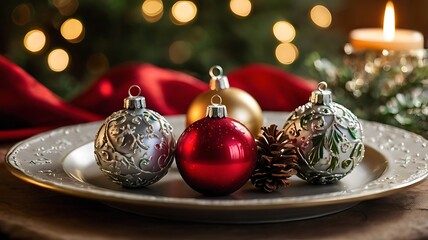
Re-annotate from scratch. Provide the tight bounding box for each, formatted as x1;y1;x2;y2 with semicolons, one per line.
0;55;316;141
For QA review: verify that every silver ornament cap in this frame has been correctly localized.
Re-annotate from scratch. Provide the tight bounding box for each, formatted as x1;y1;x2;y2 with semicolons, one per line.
310;82;332;105
206;94;227;118
124;85;146;109
94;85;176;188
283;81;365;184
209;65;230;90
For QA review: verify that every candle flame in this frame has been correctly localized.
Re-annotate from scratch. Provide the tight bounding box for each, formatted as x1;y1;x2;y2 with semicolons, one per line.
383;1;395;41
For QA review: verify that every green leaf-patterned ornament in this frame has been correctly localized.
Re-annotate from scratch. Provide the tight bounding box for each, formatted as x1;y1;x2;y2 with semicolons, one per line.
283;82;365;184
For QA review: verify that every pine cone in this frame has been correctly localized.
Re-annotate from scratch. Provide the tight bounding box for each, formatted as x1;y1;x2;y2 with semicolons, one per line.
251;124;298;192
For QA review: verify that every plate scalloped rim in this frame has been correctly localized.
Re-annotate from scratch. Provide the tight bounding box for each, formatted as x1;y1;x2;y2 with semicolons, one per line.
5;112;428;209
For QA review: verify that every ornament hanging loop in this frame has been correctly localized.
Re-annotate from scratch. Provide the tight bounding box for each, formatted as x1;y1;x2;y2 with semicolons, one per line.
210;94;222;105
318;82;328;91
124;85;146;109
209;65;230;90
128;85;142;97
206;94;227;118
209;65;223;79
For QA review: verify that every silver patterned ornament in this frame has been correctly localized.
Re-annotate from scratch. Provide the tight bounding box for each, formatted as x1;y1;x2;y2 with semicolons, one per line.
94;85;176;187
283;82;365;184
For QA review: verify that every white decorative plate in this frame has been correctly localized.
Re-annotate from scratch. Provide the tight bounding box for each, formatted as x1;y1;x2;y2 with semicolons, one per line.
5;112;428;223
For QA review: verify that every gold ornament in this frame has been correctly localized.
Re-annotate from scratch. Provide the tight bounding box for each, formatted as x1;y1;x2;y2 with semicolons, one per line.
186;65;263;136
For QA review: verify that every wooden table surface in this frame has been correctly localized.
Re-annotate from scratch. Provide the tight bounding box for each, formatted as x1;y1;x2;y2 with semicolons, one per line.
1;142;428;240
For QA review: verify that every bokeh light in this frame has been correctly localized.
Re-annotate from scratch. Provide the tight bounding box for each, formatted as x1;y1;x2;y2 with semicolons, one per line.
86;53;109;74
230;0;252;17
142;0;163;22
275;42;298;65
169;41;192;64
47;49;69;72
273;21;296;42
52;0;79;16
60;18;84;43
11;4;32;26
310;5;332;28
23;29;46;53
171;1;197;25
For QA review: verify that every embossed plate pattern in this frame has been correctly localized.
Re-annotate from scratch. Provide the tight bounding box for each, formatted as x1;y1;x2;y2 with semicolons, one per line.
5;112;428;223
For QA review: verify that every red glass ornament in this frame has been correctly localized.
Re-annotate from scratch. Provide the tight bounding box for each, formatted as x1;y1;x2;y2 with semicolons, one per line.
175;116;257;196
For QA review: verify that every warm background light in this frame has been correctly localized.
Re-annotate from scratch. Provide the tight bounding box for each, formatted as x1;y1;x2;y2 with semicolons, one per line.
52;0;79;16
23;29;46;53
230;0;252;17
11;4;31;26
142;0;163;22
275;42;298;65
169;41;192;64
60;18;84;43
171;1;197;25
310;5;332;28
86;53;109;74
47;49;69;72
273;21;296;42
383;1;395;41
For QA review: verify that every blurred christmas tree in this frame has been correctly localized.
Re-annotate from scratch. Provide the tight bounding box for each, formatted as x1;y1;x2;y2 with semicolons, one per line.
0;0;344;99
2;0;426;137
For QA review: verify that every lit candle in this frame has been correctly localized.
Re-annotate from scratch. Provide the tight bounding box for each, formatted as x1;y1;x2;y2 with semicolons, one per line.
350;1;424;51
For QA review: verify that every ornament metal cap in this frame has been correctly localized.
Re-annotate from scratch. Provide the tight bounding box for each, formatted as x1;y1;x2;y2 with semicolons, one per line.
310;82;332;105
124;85;146;109
209;65;230;90
206;95;227;118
